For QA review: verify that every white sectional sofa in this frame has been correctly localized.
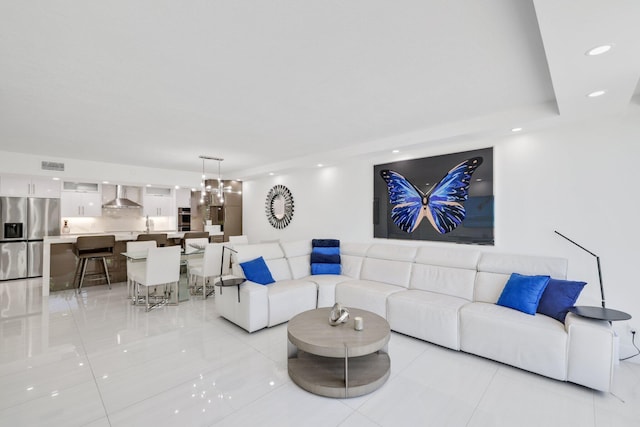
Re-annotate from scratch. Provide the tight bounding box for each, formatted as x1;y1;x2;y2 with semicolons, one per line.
215;240;616;392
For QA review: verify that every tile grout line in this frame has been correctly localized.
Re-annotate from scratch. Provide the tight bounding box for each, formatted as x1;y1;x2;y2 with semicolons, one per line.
65;288;114;426
464;364;500;426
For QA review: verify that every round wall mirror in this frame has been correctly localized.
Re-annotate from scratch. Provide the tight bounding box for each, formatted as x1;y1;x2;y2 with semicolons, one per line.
265;185;294;229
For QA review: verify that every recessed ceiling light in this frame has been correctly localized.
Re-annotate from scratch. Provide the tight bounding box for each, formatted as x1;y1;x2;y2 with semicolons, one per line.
52;177;60;181
586;44;613;56
392;149;400;154
511;127;523;132
587;90;606;98
268;172;275;176
146;184;152;187
102;181;109;184
317;163;323;168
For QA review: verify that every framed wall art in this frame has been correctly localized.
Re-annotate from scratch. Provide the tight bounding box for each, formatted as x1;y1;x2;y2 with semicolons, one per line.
373;147;494;245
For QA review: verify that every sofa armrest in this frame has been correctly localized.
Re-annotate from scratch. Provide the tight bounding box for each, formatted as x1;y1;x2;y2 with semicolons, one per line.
565;312;615;392
215;280;269;333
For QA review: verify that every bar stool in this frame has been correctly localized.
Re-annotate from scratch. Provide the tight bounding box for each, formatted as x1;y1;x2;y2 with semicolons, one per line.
136;233;168;247
73;235;116;292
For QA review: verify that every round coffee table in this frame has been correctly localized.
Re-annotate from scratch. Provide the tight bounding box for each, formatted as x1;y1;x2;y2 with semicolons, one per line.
287;307;390;398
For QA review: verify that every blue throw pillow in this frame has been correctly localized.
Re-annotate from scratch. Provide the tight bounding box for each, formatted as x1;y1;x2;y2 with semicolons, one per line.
240;256;275;285
537;279;586;323
311;263;342;275
496;273;550;315
312;246;340;255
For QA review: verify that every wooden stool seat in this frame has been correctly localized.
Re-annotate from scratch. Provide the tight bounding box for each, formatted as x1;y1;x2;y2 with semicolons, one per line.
73;235;116;292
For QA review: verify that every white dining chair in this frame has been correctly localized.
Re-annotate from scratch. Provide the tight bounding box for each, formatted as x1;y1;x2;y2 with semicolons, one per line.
125;240;157;300
189;243;231;298
131;246;181;311
184;237;209;254
184;237;209;287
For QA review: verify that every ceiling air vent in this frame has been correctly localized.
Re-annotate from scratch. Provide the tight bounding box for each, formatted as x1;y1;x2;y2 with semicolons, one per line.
41;161;65;171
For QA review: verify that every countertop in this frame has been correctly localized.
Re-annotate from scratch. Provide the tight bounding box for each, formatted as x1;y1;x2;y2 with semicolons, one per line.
44;230;224;244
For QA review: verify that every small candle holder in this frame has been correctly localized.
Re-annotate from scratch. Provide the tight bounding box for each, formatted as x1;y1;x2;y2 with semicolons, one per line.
354;316;363;331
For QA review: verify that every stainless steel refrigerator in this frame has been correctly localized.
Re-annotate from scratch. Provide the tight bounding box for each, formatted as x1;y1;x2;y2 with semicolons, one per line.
0;196;60;280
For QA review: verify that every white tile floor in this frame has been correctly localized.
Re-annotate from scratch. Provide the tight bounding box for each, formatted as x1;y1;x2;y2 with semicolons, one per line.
1;279;639;427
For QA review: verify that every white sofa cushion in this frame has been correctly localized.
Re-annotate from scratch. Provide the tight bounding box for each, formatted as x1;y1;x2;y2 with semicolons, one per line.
266;258;292;281
387;290;468;350
414;246;480;270
409;264;476;301
341;242;370;256
366;243;417;262
478;252;567;278
267;279;317;327
460;302;568;381
215;281;269;333
341;254;363;279
360;257;412;288
474;253;567;304
287;255;310;280
280;240;311;258
235;242;284;263
335;279;404;318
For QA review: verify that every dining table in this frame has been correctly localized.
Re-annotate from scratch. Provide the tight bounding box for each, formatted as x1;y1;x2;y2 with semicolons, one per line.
120;246;205;304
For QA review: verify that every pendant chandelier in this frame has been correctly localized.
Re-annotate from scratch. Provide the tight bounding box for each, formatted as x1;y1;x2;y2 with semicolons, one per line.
199;155;225;205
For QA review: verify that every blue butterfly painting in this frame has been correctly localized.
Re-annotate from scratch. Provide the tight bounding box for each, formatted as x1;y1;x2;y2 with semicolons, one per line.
380;157;483;234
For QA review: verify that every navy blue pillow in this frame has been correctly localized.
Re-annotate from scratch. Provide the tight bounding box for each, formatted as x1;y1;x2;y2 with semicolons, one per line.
240;256;275;285
312;239;340;248
496;273;550;315
537;279;586;323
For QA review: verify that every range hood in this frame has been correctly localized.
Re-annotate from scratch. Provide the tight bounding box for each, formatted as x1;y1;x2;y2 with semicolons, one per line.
102;185;142;209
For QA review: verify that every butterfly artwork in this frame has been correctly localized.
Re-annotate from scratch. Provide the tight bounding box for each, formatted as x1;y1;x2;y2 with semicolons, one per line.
380;157;483;234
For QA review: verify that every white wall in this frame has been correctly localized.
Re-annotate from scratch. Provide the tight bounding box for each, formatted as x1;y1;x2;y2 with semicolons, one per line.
0;150;200;188
243;108;640;355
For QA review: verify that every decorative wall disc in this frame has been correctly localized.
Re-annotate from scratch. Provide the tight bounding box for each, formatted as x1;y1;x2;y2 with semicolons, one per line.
265;184;294;229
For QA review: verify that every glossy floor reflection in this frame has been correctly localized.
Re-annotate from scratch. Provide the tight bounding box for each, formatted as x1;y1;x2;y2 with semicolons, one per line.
1;278;639;426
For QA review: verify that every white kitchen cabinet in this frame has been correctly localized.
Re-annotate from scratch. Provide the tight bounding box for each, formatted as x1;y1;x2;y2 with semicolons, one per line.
0;175;61;198
143;187;173;216
61;182;102;217
176;188;191;208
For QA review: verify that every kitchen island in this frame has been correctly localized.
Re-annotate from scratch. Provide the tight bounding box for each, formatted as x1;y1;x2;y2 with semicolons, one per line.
42;230;224;296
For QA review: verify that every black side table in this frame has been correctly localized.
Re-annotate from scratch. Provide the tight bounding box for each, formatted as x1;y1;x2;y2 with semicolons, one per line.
568;306;631;322
215;277;246;302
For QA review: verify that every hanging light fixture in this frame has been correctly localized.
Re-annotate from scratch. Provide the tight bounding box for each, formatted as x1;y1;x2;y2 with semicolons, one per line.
217;158;224;204
198;155;225;204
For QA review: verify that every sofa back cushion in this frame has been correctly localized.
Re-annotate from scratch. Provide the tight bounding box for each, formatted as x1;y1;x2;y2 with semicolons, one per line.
280;240;312;279
414;246;480;270
280;240;311;258
366;244;417;262
359;244;416;288
409;246;479;300
474;253;568;303
410;264;476;300
288;255;311;279
338;242;370;279
266;258;293;281
232;243;290;280
235;242;285;263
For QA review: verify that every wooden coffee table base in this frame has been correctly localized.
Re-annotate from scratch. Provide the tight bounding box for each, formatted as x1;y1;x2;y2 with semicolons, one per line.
287;307;391;398
288;349;390;398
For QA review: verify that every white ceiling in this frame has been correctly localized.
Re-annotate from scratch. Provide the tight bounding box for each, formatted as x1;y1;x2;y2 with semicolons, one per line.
1;0;638;180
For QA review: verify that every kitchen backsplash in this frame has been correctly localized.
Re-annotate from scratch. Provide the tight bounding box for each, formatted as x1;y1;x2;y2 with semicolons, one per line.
61;208;175;234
